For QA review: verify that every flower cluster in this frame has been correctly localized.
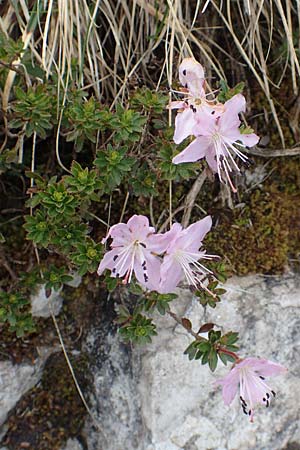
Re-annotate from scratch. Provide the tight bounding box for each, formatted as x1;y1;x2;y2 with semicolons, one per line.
97;214;217;294
96;59;286;423
171;58;259;192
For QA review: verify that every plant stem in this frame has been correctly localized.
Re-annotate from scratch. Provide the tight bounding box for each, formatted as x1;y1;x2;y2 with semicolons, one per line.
167;309;204;341
218;346;240;361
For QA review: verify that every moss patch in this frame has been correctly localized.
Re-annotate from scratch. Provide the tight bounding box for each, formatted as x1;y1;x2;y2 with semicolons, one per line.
205;157;300;275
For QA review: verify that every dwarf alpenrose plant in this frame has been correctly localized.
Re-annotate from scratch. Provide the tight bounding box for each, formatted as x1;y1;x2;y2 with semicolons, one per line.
96;58;286;421
9;53;286;423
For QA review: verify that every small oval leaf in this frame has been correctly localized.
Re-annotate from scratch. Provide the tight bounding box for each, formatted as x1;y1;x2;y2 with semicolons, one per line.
198;322;215;333
181;318;192;330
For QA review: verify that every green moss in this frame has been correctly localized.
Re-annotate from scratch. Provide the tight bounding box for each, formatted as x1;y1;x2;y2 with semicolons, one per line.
205;157;300;275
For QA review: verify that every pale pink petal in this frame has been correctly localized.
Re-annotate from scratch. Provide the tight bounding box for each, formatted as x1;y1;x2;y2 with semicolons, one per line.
127;215;154;240
102;223;131;244
168;100;186;110
159;255;183;293
221;128;244;143
148;223;182;254
239;373;266;410
188;80;206;98
181;216;212;251
219;115;241;134
222;380;240;405
179;58;205;85
245;358;287;377
173;108;196;144
97;248;126;276
215;366;240;405
199;102;224;119
192;112;216;136
205;146;218;172
216;357;287;420
238;132;260;147
172;137;210;164
179;58;205;97
222;128;259;148
134;251;161;291
225;93;246;115
219;94;246;132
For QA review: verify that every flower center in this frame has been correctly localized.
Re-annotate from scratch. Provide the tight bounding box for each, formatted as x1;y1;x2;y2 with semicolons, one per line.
111;240;148;285
239;368;277;421
174;250;215;294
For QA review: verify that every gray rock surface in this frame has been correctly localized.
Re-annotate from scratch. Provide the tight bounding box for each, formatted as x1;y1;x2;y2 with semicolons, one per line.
0;347;53;426
62;438;83;450
84;273;300;450
1;274;299;450
30;285;63;317
140;273;300;449
83;299;146;450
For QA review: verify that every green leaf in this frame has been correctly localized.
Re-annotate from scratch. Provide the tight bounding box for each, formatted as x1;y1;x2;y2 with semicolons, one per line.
196;341;211;353
240;124;255;134
220;331;239;346
208;348;218;372
201;352;209;365
218;352;228;366
218;80;245;103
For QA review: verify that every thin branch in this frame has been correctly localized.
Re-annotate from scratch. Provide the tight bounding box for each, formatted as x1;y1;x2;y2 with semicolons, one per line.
50;309;104;434
119;191;130;223
158;205;185;233
167;309;203;341
244;145;300;157
0;251;17;280
181;169;208;228
217;346;240;361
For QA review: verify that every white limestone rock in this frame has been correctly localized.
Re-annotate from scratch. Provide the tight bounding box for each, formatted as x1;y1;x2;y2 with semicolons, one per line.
68;273;300;450
65;272;82;288
62;438;83;450
139;273;300;450
30;285;63;317
0;348;52;426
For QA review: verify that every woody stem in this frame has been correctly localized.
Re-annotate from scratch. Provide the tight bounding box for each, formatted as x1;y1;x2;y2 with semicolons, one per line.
218;346;240;361
167;309;204;341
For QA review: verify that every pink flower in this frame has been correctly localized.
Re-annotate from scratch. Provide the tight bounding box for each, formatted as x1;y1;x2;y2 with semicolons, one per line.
97;215;174;291
172;94;259;192
171;100;223;145
170;58;220;145
178;58;205;98
159;216;218;293
216;357;287;422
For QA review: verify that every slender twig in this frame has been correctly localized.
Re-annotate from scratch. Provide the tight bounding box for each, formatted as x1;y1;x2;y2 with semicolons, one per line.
88;212;109;227
217;346;240;361
50;309;103;433
149;196;155;227
0;60;25;76
168;179;173;229
159;169;209;232
243;145;300;157
0;251;17;280
181;169;208;228
167;309;203;341
119;191;130;223
158;205;186;233
168;310;240;361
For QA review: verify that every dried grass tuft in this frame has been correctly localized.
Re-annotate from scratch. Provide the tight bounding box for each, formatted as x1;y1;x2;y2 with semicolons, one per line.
1;0;299;146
